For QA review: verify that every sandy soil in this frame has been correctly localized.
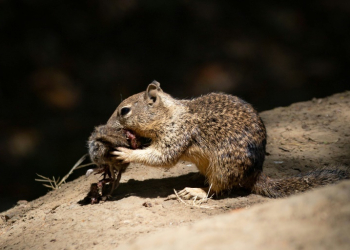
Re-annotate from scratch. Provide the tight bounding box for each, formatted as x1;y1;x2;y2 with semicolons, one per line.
1;91;350;250
117;180;350;250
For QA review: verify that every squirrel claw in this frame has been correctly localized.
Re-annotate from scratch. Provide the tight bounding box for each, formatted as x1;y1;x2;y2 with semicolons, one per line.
110;147;132;163
85;169;94;176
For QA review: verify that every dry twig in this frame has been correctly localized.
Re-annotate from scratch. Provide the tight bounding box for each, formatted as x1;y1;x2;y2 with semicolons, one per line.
35;154;95;190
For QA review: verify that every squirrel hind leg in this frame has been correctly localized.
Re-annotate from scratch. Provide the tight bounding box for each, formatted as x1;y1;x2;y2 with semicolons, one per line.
167;187;210;200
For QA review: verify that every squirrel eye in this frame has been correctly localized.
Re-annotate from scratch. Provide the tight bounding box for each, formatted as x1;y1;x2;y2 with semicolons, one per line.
120;107;131;116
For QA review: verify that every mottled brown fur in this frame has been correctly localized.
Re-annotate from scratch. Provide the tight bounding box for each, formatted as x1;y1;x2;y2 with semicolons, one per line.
253;167;349;198
105;82;349;198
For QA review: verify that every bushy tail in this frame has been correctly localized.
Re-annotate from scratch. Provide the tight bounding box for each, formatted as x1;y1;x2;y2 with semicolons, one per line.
252;167;350;198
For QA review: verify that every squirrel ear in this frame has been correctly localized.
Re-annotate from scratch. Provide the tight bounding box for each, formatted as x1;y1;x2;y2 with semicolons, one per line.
145;81;162;105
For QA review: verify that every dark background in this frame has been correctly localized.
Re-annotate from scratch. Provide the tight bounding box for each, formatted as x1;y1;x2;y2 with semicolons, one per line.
1;0;349;212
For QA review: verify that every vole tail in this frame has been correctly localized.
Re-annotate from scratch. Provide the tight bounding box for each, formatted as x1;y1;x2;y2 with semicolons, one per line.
252;167;350;198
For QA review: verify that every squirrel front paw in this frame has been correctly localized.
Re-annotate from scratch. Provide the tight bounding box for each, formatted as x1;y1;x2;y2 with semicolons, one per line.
110;147;133;163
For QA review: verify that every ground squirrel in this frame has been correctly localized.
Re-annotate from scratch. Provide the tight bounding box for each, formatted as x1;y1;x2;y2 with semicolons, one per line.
97;81;349;199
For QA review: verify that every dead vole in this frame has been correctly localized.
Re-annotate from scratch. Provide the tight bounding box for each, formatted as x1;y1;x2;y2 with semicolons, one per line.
87;124;150;202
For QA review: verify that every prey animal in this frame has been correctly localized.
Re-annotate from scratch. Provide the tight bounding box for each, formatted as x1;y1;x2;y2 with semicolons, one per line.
86;124;144;202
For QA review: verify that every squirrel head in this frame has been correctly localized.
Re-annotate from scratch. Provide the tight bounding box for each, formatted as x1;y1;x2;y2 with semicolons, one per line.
107;81;171;138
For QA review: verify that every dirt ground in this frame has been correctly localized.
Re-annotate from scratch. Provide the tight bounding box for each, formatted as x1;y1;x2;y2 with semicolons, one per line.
1;91;350;250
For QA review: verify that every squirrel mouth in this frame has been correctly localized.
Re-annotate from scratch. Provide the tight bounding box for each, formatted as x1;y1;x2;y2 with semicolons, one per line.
125;130;138;149
124;129;151;149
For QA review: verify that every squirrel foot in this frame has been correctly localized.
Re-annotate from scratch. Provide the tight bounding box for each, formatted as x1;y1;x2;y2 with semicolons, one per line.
167;187;210;200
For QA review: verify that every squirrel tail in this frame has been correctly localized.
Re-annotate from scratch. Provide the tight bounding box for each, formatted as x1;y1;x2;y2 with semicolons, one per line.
251;167;350;198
